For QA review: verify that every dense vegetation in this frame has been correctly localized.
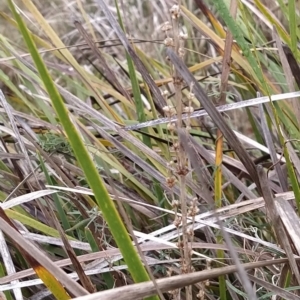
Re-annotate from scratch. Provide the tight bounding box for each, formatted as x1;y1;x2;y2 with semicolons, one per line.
1;0;300;299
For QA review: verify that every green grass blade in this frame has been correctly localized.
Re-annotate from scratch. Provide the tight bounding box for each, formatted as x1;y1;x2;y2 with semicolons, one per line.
288;0;297;55
115;1;151;147
37;152;71;231
7;0;154;291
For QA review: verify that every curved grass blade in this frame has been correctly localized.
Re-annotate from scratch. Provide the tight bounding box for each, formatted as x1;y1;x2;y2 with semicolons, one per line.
0;208;74;299
166;48;261;192
7;0;155;292
96;0;166;116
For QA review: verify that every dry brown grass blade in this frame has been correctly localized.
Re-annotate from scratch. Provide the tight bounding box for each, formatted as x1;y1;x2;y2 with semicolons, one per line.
189;135;257;199
262;101;300;184
177;130;257;297
282;135;300;180
74;21;132;102
219;0;236;105
282;43;300;128
257;165;300;285
25;139;105;244
38;181;96;293
0;241;261;285
166;47;262;194
216;222;257;300
0;208;69;299
259;103;288;192
275;197;300;256
95;0;167;115
90;122;206;199
278;263;294;293
0;208;88;297
273;29;300;129
0;91;34;181
214;2;239;295
102;171;165;300
72;257;300;300
177;128;214;205
248;274;300;300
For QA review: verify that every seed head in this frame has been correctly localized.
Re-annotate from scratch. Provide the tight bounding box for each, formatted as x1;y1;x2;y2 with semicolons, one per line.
170;5;180;19
161;21;172;32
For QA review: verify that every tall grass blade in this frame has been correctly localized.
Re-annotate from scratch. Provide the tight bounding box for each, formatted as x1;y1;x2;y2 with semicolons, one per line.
7;0;156;294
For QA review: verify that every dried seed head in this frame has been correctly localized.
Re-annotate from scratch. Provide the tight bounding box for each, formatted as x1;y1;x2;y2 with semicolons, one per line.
183;106;194;113
179;32;188;40
173;142;179;151
188;206;199;216
164;37;174;47
197;289;205;299
173;216;182;228
176;165;189;176
166;268;173;277
160;21;172;32
167;122;176;132
192;197;198;205
171;200;179;208
187;226;194;236
178;47;185;58
166;176;176;188
167;160;174;167
181;262;188;273
163;105;171;113
162;90;169;97
206;258;212;269
170;5;180;19
163;105;176;117
188;92;195;101
170;107;177;116
176;239;184;248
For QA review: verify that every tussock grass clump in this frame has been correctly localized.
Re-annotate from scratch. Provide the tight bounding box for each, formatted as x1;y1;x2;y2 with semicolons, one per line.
0;0;300;299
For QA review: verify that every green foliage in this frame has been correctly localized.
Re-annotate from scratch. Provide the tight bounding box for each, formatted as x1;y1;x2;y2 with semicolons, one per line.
38;133;73;155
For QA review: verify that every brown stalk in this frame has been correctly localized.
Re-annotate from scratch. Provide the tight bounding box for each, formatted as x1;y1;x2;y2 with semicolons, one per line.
248;274;300;300
165;3;193;298
215;0;240;297
166;47;262;194
100;164;165;300
257;165;300;285
71;257;300;300
95;0;167;115
23;136;106;249
74;21;132;102
178;129;257;300
282;43;300;129
176;129;214;205
0;241;266;285
0;208;88;297
38;181;96;293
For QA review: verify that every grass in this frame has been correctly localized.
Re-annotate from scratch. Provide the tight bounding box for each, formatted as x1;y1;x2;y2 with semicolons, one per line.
0;0;300;299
